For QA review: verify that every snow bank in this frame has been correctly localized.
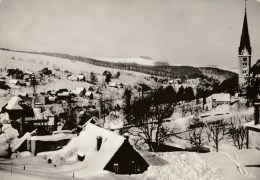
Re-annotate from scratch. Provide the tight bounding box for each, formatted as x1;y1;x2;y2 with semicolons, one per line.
168;115;194;131
0;127;19;157
138;152;220;180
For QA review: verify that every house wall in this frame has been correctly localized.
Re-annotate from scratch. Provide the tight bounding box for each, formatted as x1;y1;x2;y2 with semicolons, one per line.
104;140;149;174
248;130;260;150
27;139;71;155
204;96;213;111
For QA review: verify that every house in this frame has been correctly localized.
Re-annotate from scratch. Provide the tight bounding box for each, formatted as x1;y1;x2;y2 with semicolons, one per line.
88;86;95;91
168;79;174;84
85;91;94;99
0;80;9;90
204;93;231;111
68;75;85;81
1;96;24;120
245;102;260;150
18;80;27;86
56;89;70;100
76;74;85;81
150;141;187;152
9;79;20;85
6;69;24;79
71;87;86;97
68;75;79;81
108;82;117;87
47;123;149;175
35;93;47;105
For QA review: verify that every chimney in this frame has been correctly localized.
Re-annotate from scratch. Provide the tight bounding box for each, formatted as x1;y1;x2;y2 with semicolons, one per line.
123;133;129;141
254;103;260;125
96;136;103;151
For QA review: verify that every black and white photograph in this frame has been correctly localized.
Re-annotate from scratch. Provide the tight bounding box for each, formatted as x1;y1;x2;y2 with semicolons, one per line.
0;0;260;179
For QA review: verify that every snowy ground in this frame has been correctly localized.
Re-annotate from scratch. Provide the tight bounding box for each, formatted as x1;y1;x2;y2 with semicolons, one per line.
1;149;260;180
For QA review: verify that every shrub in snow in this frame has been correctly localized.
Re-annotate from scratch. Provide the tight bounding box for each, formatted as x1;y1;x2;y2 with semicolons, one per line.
48;154;62;167
0;127;19;156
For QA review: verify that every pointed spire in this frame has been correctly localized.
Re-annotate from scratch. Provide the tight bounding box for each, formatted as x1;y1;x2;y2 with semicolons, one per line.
239;0;251;55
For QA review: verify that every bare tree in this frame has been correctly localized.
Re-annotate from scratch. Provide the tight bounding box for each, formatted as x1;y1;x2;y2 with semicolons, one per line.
187;125;207;152
99;95;113;127
125;88;175;152
206;119;227;152
228;116;247;149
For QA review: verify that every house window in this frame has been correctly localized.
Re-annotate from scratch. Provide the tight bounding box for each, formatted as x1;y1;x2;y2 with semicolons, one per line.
137;165;141;172
130;161;137;173
113;163;119;173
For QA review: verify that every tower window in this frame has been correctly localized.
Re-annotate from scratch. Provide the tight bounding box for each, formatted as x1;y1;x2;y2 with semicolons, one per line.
243;62;247;67
242;70;247;75
243;58;247;62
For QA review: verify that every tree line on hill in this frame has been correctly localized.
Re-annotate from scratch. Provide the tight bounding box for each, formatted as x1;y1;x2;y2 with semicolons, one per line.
0;48;236;81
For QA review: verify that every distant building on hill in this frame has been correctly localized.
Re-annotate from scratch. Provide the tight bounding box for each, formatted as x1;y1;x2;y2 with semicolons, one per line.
204;93;231;111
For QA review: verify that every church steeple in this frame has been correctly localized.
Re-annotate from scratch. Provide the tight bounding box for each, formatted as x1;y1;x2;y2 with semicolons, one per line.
238;1;251;55
238;0;252;88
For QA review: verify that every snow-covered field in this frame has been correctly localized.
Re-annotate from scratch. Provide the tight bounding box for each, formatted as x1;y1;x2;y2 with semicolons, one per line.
1;149;260;180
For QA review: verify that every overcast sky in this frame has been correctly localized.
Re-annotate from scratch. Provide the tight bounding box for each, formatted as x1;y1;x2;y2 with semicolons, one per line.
0;0;260;68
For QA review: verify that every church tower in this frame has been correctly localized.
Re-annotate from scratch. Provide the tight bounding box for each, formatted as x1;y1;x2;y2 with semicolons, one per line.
238;1;251;87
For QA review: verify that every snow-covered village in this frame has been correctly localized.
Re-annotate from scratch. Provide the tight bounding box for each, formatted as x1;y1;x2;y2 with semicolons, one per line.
1;0;260;180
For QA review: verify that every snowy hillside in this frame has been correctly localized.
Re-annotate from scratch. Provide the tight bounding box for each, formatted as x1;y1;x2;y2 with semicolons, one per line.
0;50;150;77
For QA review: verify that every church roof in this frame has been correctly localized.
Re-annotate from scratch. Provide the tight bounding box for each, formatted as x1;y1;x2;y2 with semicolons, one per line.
239;9;251;55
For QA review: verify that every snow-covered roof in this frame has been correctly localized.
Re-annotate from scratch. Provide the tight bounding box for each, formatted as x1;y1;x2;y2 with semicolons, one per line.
244;121;260;131
6;96;23;110
85;91;93;96
75;87;85;91
108;82;117;87
28;133;76;141
48;123;125;177
33;108;43;120
0;113;9;123
212;93;231;102
9;79;19;84
71;89;81;95
76;75;85;79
